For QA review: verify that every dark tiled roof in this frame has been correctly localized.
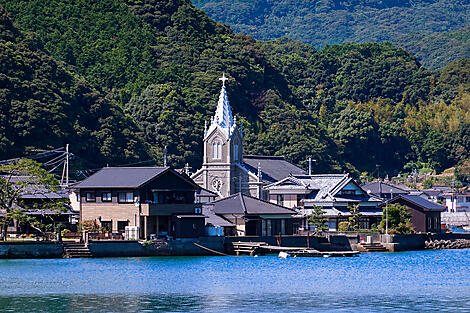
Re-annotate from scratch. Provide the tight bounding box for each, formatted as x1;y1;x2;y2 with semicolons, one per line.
203;206;235;227
197;188;218;197
74;167;169;188
362;181;410;195
212;193;295;215
388;194;445;211
243;155;306;183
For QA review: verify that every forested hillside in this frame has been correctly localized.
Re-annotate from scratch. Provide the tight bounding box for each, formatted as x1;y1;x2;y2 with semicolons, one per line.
0;0;469;180
192;0;470;70
0;7;148;167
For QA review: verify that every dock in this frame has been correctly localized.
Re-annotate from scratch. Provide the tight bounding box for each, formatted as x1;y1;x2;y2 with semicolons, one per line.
227;241;359;257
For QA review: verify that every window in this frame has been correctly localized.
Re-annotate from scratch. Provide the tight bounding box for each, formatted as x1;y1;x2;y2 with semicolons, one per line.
233;144;238;161
118;192;134;203
277;194;284;206
102;192;112;202
212;141;221;159
85;192;95;202
117;221;128;232
101;221;112;232
466;197;470;203
457;197;464;203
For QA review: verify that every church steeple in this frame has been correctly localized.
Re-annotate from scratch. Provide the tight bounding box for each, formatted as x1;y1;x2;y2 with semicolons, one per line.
206;73;236;139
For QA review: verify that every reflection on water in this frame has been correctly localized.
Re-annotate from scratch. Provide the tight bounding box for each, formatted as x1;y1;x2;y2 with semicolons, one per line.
1;293;470;312
1;249;470;312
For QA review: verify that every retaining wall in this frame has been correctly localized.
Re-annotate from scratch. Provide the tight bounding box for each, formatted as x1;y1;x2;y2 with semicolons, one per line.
225;235;353;251
88;237;225;257
0;241;63;259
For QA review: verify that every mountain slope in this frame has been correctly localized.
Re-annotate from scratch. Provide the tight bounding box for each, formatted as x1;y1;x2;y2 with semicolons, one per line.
1;0;469;179
0;7;149;166
192;0;470;69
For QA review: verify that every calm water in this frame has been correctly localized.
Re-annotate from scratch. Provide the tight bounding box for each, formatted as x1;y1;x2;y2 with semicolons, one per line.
1;249;470;312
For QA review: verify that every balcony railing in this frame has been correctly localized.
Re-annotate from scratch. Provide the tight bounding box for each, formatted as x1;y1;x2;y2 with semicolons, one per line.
140;203;202;216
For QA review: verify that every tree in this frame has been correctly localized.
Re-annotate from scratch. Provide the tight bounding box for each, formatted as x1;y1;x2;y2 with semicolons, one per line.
348;204;362;231
379;203;414;234
0;159;66;240
307;205;328;235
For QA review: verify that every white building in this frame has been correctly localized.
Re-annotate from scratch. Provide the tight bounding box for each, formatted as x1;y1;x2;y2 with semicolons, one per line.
443;192;470;212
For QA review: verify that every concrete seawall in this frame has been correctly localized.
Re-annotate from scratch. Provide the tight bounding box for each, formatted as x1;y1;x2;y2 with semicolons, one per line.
0;242;63;259
225;235;353;252
89;237;225;257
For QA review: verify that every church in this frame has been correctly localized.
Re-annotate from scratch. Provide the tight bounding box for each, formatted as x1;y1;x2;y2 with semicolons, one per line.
191;74;307;199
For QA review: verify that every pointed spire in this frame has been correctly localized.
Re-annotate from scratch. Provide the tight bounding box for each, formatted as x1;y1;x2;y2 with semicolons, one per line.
206;73;236;139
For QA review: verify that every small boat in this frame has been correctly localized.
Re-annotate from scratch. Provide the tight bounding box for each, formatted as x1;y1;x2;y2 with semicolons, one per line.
278;251;290;258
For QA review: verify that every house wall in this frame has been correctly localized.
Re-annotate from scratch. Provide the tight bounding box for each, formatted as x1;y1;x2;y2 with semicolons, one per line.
81;202;139;233
444;195;470;212
268;194;298;208
391;199;442;233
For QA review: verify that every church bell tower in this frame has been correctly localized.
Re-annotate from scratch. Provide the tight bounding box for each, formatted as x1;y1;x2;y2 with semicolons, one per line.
196;73;243;197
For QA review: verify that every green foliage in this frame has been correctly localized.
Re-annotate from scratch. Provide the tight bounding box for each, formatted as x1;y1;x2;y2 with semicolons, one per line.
307;205;328;235
0;0;469;176
0;6;149;166
338;221;350;232
455;159;470;183
379;203;414;234
348;204;362;231
193;0;470;69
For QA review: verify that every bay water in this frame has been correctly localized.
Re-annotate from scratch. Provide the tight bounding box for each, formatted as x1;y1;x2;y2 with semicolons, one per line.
1;249;469;312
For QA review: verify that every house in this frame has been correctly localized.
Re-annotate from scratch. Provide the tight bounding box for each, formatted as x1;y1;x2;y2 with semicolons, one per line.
0;176;78;236
191;74;307;199
210;193;297;236
265;174;383;231
73;167;205;239
362;180;411;200
195;187;218;203
381;194;445;233
442;192;470;212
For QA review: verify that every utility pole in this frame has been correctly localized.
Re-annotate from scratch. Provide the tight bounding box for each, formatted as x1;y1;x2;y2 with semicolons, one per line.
66;143;69;187
163;146;167;167
61;144;70;187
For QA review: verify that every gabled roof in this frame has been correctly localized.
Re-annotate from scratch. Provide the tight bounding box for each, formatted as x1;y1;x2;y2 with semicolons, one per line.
212;193;295;215
265;173;382;203
362;181;410;195
243;155;307;183
197;187;218;197
384;194;445;212
74;167;199;189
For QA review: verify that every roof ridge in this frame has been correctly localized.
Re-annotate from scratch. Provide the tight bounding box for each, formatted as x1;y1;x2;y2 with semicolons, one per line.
243;155;286;159
240;192;296;212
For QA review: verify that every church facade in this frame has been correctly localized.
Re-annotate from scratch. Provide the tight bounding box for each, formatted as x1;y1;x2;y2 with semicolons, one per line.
191;74;307;199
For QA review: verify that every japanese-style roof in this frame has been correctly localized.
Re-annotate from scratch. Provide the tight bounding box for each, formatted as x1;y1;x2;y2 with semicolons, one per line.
197;188;218;197
203;206;235;227
243;155;306;183
0;176;70;199
362;181;411;195
265;174;381;203
74;167;199;189
212;193;295;216
385;194;445;212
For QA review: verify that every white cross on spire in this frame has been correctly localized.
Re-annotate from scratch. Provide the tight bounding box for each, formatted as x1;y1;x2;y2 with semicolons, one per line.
219;73;228;87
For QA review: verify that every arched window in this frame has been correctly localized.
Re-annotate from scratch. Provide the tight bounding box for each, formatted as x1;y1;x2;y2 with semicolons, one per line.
233;144;238;161
212;141;221;159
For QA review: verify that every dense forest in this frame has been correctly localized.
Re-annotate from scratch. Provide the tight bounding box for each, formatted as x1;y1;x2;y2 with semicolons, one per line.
192;0;470;70
0;0;469;181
